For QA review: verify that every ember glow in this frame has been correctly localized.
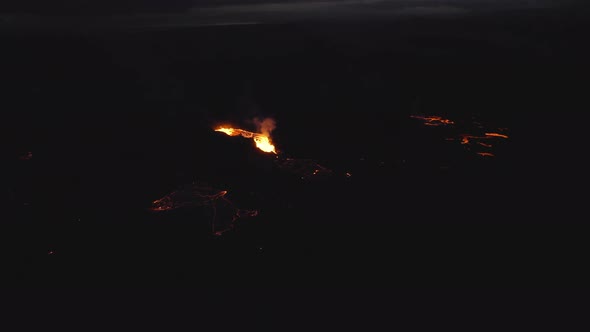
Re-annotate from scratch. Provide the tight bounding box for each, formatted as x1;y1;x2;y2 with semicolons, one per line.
150;186;228;211
216;118;346;180
485;132;509;139
455;131;509;157
411;114;509;158
459;132;509;147
215;126;277;154
477;152;495;157
410;115;455;126
276;158;333;179
150;184;258;235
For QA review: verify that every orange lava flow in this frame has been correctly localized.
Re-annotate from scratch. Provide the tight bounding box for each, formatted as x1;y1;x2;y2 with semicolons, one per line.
459;133;509;157
215;127;277;154
150;189;228;212
485;132;509;139
149;185;258;235
477;152;495;157
410;115;455;126
411;114;509;158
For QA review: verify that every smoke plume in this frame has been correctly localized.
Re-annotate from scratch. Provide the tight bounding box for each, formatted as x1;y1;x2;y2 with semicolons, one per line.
254;117;276;137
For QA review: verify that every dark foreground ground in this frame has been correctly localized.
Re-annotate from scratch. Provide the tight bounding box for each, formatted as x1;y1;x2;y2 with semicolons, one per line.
1;5;588;287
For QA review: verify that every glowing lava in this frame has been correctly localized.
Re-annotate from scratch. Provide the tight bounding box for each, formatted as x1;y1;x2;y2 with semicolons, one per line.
150;184;258;235
253;135;276;154
276;158;333;179
216;119;350;180
411;114;509;158
215;127;277;154
460;133;509;146
410;115;455;126
485;132;509;139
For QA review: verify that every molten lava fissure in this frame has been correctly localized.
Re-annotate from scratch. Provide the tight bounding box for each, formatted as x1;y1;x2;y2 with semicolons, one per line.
477;142;493;148
458;132;509;156
150;186;228;211
150;184;258;235
215;127;277;154
215;118;351;180
485;132;509;139
411;114;509;158
410;115;455;126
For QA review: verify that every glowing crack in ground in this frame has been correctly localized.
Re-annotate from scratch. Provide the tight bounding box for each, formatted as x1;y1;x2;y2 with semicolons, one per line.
150;184;258;235
411;114;509;157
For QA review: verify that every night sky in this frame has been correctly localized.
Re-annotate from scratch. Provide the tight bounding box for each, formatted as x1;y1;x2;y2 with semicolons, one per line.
1;0;588;293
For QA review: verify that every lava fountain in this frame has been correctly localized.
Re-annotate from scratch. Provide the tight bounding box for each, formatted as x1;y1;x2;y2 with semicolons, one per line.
215;127;277;154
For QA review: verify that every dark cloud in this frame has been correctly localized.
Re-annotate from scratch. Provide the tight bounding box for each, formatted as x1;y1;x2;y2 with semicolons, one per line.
1;0;563;15
0;0;574;30
0;0;194;14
